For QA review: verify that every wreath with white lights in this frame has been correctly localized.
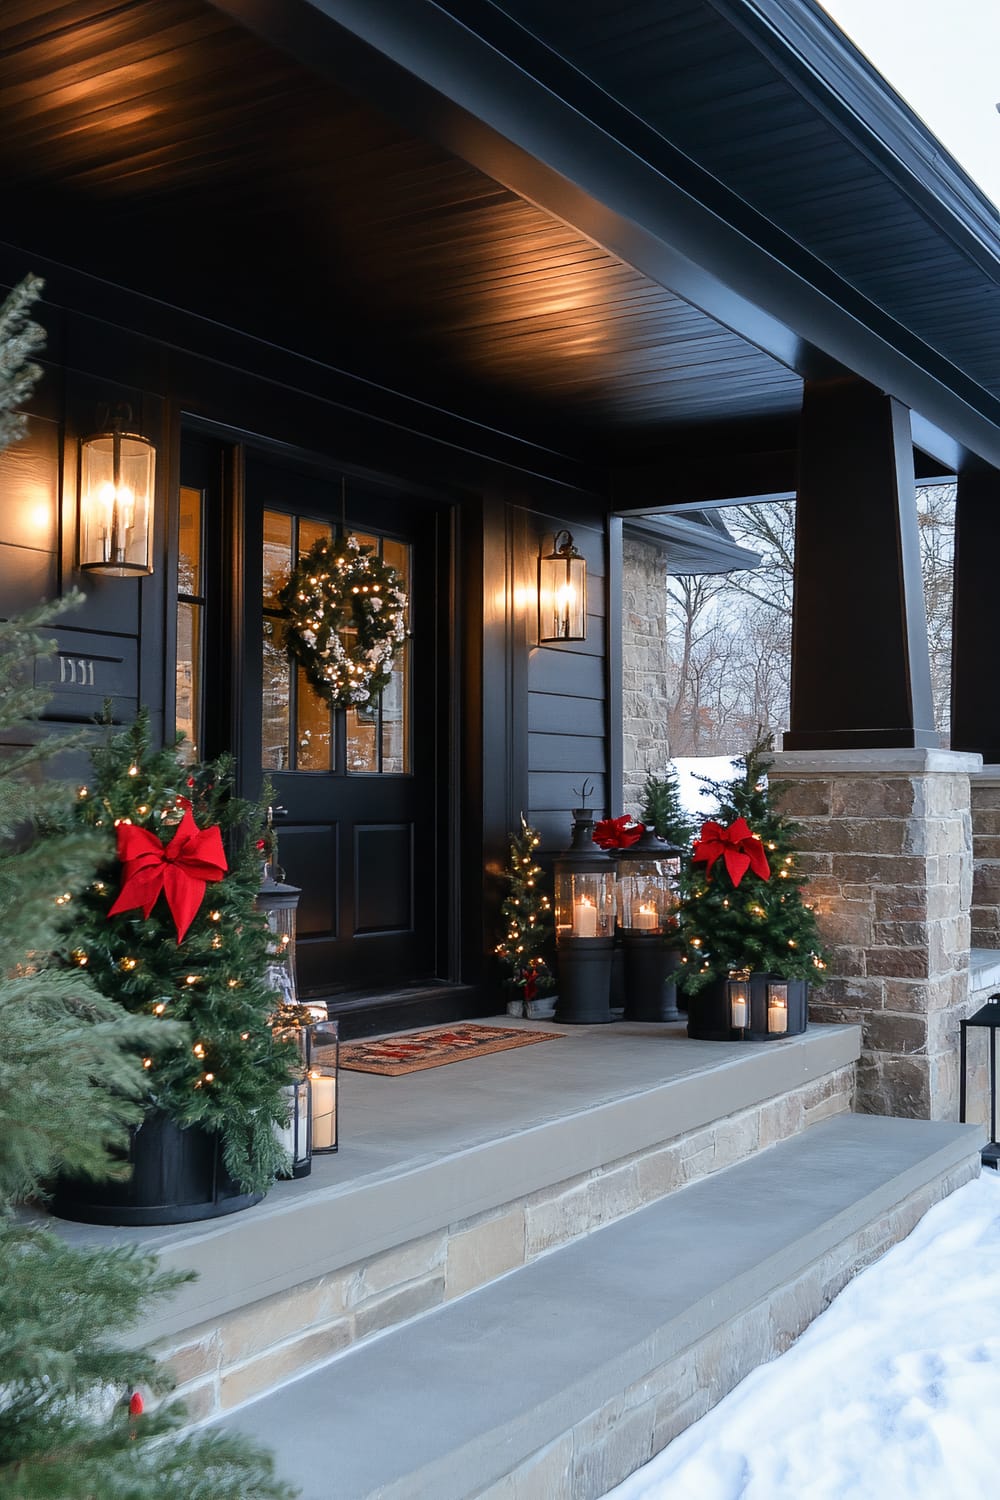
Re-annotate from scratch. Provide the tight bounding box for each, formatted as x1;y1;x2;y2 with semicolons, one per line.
279;533;408;708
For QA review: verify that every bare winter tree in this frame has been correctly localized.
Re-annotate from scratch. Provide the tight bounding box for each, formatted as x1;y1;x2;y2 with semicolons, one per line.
916;483;955;739
663;486;955;754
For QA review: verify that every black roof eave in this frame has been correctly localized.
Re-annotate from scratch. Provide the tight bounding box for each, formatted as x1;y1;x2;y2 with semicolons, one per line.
208;0;1000;471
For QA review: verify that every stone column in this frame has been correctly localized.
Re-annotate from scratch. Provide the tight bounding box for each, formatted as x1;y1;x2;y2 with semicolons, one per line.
769;749;979;1120
621;535;672;816
970;767;1000;948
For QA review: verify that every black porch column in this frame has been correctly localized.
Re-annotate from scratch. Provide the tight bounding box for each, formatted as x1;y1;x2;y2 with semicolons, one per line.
785;378;935;750
952;468;1000;761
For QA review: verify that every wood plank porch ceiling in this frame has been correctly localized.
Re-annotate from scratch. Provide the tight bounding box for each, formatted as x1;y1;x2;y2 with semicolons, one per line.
0;0;803;447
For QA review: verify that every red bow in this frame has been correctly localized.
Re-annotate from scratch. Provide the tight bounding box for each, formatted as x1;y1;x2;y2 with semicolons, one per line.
691;817;770;888
108;802;227;943
592;816;642;850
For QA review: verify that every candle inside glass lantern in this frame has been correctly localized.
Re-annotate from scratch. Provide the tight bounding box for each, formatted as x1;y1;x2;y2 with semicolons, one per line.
729;983;749;1029
632;901;659;931
767;982;789;1034
573;895;598;937
309;1070;338;1149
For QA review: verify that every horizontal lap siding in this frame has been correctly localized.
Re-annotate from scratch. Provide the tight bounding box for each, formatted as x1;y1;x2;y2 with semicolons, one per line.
526;516;609;851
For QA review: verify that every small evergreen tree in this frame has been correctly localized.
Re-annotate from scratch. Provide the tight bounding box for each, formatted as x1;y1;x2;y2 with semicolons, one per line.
640;767;694;848
677;738;829;994
494;815;555;999
59;712;297;1194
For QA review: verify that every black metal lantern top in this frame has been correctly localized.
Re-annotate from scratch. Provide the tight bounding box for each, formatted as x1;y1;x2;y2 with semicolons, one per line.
557;808;615;872
613;824;685;869
256;867;302;912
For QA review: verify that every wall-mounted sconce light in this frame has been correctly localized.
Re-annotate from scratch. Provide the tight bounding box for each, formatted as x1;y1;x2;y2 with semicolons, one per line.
538;529;586;642
79;408;155;576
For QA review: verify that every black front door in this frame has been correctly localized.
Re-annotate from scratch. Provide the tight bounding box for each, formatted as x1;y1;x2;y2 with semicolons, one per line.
242;454;440;999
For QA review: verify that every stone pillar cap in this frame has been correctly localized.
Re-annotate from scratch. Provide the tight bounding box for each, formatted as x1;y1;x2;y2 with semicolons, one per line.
769;748;982;776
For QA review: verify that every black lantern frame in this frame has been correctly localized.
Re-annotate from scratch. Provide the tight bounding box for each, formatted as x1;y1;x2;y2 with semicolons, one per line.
308;1018;340;1154
78;408;156;576
687;972;808;1042
614;825;685;1023
277;1036;312;1179
960;995;1000;1169
257;865;302;1008
538;530;587;643
553;808;616;1024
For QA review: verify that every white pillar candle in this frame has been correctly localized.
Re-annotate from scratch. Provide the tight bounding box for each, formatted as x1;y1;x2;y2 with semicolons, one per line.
573;895;598;937
310;1071;337;1150
632;902;659;931
730;990;748;1028
767;1000;788;1034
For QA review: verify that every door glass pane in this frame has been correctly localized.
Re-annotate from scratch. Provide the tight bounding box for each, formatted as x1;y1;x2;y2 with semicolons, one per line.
299;517;332;556
263;511;292;609
296;665;333;771
381;537;410;775
262;616;290;770
176;485;204;763
346;703;378;772
178;485;202;595
176;601;201;763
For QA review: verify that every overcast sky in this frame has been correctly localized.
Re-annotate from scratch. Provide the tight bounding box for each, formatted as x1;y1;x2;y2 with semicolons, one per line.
818;0;1000;211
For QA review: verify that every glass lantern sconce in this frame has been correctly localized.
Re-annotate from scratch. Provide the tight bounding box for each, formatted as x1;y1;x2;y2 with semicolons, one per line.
538;530;586;642
78;407;155;576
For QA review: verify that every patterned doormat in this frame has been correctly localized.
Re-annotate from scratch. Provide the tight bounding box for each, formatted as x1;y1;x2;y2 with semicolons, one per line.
338;1023;562;1076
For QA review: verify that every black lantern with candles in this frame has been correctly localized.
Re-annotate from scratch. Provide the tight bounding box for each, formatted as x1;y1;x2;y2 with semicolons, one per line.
614;825;684;1022
960;995;1000;1169
553;806;616;1024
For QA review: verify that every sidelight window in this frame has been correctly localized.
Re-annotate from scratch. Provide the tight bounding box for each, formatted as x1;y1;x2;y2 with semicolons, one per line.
176;485;205;762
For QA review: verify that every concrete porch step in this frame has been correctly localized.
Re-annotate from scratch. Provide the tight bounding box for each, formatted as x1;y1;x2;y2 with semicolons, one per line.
216;1113;982;1500
49;1022;860;1420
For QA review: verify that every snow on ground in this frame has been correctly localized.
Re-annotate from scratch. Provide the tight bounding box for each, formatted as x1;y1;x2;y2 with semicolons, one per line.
603;1170;1000;1500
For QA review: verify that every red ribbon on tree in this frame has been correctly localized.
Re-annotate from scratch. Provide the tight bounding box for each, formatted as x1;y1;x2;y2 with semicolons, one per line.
592;816;643;850
691;817;771;888
108;801;227;943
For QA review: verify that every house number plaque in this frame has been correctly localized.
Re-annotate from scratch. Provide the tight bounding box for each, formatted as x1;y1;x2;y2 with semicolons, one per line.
38;630;138;723
59;656;97;688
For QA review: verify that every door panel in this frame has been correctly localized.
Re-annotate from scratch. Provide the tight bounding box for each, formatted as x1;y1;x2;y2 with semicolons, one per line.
244;455;438;996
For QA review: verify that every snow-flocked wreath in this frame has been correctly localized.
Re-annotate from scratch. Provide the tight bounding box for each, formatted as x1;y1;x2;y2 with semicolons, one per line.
279;533;408;708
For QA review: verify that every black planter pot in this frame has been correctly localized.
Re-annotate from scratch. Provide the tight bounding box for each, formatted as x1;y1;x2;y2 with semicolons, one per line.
622;941;684;1023
52;1111;263;1227
686;973;809;1042
555;937;614;1024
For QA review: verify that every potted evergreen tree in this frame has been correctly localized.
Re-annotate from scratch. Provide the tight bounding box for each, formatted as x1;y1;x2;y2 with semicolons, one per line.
494;816;557;1018
677;739;829;1040
55;714;298;1224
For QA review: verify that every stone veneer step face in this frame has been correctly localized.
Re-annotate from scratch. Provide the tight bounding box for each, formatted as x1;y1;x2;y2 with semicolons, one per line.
213;1116;983;1500
474;1157;978;1500
157;1061;855;1423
